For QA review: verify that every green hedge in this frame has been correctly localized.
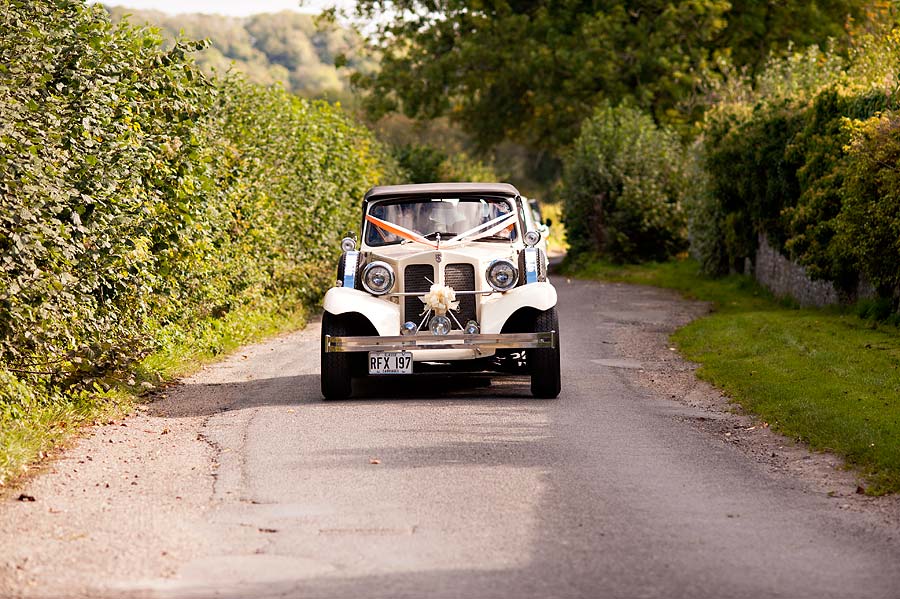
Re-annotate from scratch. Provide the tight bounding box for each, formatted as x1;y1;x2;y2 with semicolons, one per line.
697;86;899;301
0;0;391;450
393;143;497;183
839;113;900;297
561;103;689;262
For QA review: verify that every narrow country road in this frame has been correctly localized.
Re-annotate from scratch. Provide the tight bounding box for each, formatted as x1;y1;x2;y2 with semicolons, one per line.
2;278;899;599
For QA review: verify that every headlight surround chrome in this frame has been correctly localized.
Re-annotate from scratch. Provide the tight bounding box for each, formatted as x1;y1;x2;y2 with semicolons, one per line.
361;261;395;295
524;230;542;247
486;259;518;292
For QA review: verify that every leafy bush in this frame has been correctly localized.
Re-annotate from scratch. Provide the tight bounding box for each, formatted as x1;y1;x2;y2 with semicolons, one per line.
697;84;898;288
683;144;728;275
701;102;804;274
394;144;448;183
0;0;391;445
436;152;497;182
393;143;497;183
838;113;900;302
691;33;900;297
562;103;688;262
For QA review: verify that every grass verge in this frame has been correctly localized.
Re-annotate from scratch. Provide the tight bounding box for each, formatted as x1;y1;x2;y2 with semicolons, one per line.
0;304;307;489
563;255;900;495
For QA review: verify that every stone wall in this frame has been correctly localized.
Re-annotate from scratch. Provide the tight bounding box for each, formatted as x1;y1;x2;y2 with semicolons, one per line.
753;233;840;307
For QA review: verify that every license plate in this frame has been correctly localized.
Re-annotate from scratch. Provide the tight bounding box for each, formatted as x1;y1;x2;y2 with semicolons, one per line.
368;351;413;375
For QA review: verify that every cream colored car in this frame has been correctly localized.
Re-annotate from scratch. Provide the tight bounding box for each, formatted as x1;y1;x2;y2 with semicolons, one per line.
321;183;560;400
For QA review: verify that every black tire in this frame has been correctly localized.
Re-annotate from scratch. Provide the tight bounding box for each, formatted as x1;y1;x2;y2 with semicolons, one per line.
321;312;353;400
529;307;561;399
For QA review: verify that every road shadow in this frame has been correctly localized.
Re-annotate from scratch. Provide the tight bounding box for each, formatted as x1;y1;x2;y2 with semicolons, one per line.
149;373;540;419
99;565;561;599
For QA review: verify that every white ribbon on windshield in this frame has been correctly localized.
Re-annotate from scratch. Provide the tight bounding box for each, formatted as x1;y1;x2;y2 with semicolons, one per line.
443;212;518;248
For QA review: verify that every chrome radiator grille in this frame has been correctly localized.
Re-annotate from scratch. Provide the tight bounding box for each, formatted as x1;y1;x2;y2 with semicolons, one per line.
444;263;477;328
403;264;434;323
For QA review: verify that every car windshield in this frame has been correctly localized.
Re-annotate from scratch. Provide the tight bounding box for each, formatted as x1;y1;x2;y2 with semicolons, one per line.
365;197;518;247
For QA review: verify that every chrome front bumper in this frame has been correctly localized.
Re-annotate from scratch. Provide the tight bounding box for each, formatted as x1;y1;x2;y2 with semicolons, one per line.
324;331;557;353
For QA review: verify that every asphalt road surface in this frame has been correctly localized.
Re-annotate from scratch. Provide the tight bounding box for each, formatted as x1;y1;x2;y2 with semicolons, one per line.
2;278;900;599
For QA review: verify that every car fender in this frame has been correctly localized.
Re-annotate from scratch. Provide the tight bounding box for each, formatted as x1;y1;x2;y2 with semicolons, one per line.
323;288;400;337
481;282;558;334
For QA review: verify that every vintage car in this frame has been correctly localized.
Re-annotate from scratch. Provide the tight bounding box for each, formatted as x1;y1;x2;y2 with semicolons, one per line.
320;182;560;400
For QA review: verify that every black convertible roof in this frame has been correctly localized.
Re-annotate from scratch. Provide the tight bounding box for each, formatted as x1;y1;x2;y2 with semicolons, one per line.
363;182;521;202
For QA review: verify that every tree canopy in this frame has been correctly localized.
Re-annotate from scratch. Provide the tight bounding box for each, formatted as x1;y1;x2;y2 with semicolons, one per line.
104;6;374;99
352;0;873;152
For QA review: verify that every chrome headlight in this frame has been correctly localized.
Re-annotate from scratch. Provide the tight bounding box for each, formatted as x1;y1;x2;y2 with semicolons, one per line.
340;236;357;252
486;259;518;292
361;261;394;295
524;230;542;247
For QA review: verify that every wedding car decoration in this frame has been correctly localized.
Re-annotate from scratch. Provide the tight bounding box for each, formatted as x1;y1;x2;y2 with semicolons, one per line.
320;183;560;399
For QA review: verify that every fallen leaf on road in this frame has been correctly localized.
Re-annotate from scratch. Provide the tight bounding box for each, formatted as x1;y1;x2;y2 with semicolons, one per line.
17;494;35;502
161;428;169;435
369;458;381;465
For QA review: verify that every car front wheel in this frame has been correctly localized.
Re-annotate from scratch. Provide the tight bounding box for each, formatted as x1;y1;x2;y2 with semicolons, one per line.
529;307;561;399
321;312;352;400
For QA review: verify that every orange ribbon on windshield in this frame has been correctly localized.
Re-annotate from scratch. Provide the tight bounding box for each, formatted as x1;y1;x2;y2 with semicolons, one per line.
366;214;438;248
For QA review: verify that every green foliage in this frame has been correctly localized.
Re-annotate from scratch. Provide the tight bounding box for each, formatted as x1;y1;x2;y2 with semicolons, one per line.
838;113;900;299
0;0;391;482
683;145;728;276
716;0;870;76
561;103;688;263
103;6;373;100
352;0;870;152
353;0;730;151
692;31;900;291
393;144;497;184
435;152;497;183
394;145;446;183
701;102;804;273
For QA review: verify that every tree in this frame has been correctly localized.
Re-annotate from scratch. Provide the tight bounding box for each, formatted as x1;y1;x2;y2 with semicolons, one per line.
103;6;375;98
352;0;872;153
717;0;871;76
